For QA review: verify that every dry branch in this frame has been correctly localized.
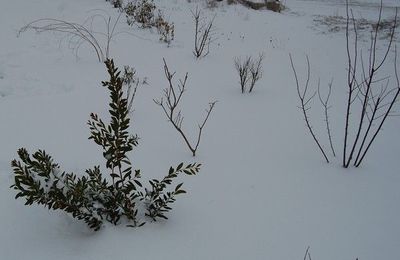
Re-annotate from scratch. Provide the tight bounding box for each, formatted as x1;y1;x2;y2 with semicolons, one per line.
154;59;216;156
290;54;330;163
192;7;215;58
318;79;336;157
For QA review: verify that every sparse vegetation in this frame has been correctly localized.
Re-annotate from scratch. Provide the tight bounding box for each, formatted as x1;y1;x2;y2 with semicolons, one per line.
154;59;217;156
124;0;175;45
124;0;156;27
290;0;399;167
18;13;122;62
234;54;264;93
122;65;147;114
192;7;215;58
11;59;200;230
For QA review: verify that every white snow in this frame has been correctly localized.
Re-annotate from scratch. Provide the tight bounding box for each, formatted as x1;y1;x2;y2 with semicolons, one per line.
0;0;399;259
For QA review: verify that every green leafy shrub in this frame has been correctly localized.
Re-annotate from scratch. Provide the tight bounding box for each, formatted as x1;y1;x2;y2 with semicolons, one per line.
11;59;200;231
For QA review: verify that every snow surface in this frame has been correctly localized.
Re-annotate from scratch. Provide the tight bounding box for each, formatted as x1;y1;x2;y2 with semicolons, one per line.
0;0;399;259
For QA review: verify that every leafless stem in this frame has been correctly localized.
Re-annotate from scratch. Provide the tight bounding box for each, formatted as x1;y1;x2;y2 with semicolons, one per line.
192;7;215;58
234;56;251;93
303;246;312;260
355;45;400;167
343;0;398;167
343;0;359;167
122;65;147;114
154;59;216;156
318;78;336;157
249;53;264;93
290;54;330;163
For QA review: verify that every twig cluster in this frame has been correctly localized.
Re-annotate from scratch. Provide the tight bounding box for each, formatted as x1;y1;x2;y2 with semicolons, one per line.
290;0;399;167
342;0;399;168
122;65;147;114
290;55;331;163
234;54;264;93
154;59;217;156
192;7;215;58
303;246;312;260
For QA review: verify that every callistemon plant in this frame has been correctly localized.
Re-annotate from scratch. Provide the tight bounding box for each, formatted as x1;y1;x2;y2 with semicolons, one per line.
11;59;201;231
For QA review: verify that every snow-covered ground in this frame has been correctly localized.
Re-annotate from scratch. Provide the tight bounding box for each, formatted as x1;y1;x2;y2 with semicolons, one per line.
0;0;399;259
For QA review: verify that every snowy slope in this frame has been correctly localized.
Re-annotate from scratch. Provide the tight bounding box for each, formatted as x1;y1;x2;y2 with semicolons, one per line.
0;0;399;259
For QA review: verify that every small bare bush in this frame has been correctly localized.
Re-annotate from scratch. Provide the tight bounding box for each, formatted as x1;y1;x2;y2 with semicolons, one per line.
192;7;216;58
235;56;251;93
234;54;264;93
122;65;147;113
154;59;217;156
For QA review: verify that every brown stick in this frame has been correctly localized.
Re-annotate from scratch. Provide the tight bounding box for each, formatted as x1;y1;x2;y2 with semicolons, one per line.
290;54;329;163
154;59;216;156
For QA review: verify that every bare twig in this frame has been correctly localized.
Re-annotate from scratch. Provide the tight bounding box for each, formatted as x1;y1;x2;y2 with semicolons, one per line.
234;56;251;93
249;53;264;93
154;59;216;156
343;0;359;167
122;65;147;114
290;54;330;163
192;7;215;58
234;54;263;93
318;78;336;157
343;0;398;167
355;45;400;167
303;246;312;260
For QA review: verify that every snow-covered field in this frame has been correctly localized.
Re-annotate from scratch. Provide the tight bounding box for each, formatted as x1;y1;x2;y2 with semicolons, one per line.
0;0;399;259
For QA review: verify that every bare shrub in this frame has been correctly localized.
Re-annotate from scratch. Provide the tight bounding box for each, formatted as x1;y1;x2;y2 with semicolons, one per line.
192;7;215;58
249;53;264;92
154;59;217;156
18;13;122;62
122;65;147;113
235;56;251;93
234;54;264;93
342;0;399;168
290;55;330;163
290;0;399;168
